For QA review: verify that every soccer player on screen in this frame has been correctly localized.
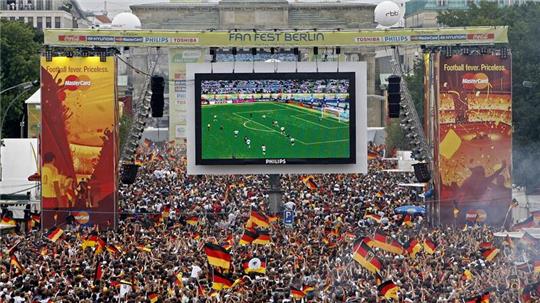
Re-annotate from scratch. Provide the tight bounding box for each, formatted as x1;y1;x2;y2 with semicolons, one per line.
234;130;239;137
246;138;251;149
207;123;211;130
280;127;285;135
213;114;218;122
262;145;266;155
290;137;295;146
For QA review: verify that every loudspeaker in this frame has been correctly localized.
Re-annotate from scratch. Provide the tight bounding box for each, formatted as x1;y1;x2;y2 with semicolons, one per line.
413;162;431;183
150;76;164;117
387;75;401;118
121;164;140;184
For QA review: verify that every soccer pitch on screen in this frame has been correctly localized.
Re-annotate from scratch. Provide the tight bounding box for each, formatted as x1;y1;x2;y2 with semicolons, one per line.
195;73;355;165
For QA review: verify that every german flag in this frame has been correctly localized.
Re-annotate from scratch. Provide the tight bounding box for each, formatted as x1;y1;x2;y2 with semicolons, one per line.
402;214;413;227
175;272;184;288
322;237;337;249
368;233;404;255
291;287;306;299
45;226;64;243
148;292;159;303
364;213;382;223
82;235;98;249
136;244;152;253
106;244;120;255
268;214;279;223
368;150;379;160
222;234;234;250
239;228;258;245
249;210;270;228
253;229;271;245
31;214;40;226
10;255;23;273
242;258;267;274
191;232;201;241
302;285;315;294
534;260;540;273
481;248;499;262
212;271;234;290
462;269;473;281
352;241;382;273
143;138;153;147
377;280;399;300
302;175;318;190
465;292;490;303
162;205;171;219
7;240;21;256
405;240;422;258
479;242;493;250
95;237;107;255
94;263;103;282
186;216;199;226
374;272;383;285
1;216;16;226
204;243;231;269
423;239;436;254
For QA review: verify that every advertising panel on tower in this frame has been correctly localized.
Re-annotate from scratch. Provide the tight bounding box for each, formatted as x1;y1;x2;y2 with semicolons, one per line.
40;56;118;229
436;53;512;226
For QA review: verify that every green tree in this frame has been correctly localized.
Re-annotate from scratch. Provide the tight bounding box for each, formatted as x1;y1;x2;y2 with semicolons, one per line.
437;1;540;191
0;20;41;138
385;119;411;152
404;57;424;124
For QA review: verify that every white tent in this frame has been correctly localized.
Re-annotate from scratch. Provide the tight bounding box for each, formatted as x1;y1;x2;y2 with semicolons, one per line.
25;88;40;105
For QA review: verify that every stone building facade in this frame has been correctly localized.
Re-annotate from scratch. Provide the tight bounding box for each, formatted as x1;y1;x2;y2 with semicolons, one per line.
128;0;385;130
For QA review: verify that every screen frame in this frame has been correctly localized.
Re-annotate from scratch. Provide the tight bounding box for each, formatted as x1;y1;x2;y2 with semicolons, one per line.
194;72;356;165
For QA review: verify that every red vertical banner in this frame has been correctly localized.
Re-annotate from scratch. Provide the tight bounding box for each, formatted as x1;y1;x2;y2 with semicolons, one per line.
40;56;118;229
437;53;512;226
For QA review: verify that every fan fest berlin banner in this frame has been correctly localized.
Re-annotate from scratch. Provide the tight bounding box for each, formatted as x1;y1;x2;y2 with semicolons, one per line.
437;54;512;225
40;56;118;229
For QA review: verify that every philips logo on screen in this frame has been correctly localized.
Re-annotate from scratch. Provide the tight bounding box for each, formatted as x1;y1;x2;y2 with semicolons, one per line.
265;159;287;165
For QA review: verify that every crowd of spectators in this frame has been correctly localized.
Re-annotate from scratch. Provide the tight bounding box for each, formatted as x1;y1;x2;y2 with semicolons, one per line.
202;79;349;95
1;143;539;303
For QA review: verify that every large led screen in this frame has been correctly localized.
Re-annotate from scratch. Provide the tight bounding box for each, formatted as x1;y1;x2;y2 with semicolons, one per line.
195;72;356;165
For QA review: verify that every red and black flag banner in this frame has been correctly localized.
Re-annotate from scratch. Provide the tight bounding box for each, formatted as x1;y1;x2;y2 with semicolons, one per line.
290;287;306;299
302;175;318;190
377;280;399;300
204;243;232;269
45;226;64;243
94;262;103;282
423;239;437;254
253;229;271;245
464;291;490;303
239;228;258;245
10;255;23;273
248;210;270;228
212;271;234;290
368;232;404;255
352;241;382;273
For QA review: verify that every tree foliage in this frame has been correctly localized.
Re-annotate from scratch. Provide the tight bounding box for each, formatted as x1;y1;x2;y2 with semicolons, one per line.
437;1;540;190
385;119;411;152
0;20;41;138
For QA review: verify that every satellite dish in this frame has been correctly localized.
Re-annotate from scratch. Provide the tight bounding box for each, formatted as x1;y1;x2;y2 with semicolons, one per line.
111;12;141;30
374;1;401;27
248;257;261;270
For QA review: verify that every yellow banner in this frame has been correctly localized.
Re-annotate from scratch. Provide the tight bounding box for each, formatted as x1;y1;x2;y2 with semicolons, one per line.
44;26;508;48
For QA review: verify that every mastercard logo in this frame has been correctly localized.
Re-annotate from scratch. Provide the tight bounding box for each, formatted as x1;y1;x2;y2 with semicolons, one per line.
73;211;90;224
462;73;489;90
465;209;487;222
63;74;91;91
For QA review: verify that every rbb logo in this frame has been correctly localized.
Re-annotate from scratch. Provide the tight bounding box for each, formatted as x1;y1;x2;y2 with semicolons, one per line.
386;10;399;17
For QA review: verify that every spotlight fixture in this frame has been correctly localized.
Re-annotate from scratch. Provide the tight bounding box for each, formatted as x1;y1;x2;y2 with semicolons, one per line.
313;47;319;56
462;47;469;56
232;47;237;56
500;47;508;59
100;52;107;62
481;47;488;55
